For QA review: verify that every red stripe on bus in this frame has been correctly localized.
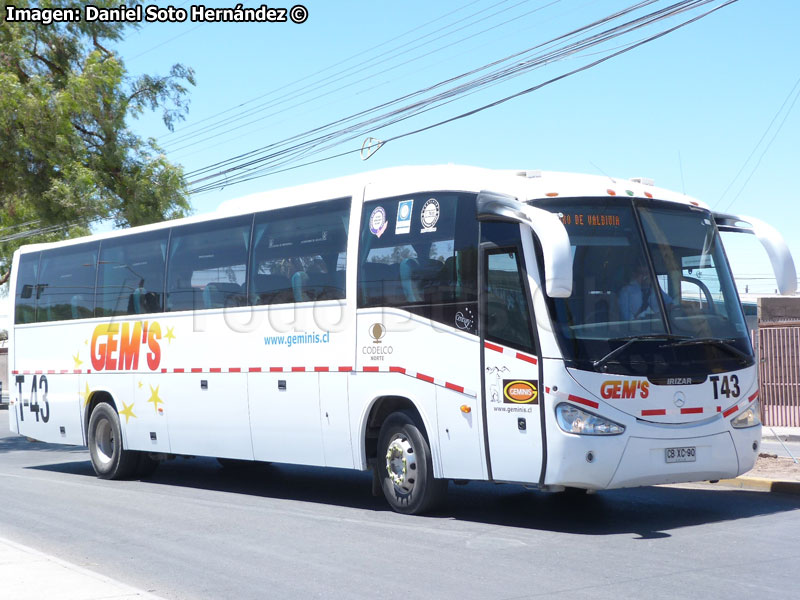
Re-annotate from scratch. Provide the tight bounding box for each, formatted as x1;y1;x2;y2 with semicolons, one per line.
210;367;222;373
173;368;185;373
291;367;305;372
338;366;352;372
749;390;759;402
417;373;434;384
363;366;379;372
47;370;55;374
60;370;69;374
73;370;82;374
269;367;283;372
11;370;18;375
161;368;167;373
680;407;703;414
229;367;242;373
249;367;262;372
515;352;538;365
641;409;667;416
87;370;91;374
484;342;504;353
389;366;406;374
314;366;329;372
716;406;721;412
445;382;465;394
191;368;203;373
568;394;599;409
723;405;738;418
35;370;42;374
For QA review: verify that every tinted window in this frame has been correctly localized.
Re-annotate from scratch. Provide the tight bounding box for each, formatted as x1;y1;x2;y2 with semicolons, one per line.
96;231;169;317
357;193;478;332
166;216;252;312
482;222;536;353
14;252;40;325
37;243;99;322
251;198;350;305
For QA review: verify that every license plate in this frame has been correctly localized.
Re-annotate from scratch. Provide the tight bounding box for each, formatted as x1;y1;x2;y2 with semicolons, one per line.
665;446;696;463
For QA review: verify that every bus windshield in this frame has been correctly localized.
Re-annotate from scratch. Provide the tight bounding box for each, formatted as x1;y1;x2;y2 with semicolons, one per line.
534;197;753;376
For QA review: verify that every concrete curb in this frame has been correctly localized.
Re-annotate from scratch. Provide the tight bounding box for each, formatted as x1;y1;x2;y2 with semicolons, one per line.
712;476;800;495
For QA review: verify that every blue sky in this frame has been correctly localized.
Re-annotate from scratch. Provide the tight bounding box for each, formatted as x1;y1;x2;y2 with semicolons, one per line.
2;0;799;327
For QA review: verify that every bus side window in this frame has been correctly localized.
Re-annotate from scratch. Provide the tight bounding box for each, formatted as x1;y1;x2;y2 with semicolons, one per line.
96;230;169;317
357;193;478;332
36;244;99;323
250;197;350;306
14;252;40;325
166;215;252;312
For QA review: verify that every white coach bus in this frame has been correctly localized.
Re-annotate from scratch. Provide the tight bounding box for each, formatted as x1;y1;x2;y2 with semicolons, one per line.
7;165;796;514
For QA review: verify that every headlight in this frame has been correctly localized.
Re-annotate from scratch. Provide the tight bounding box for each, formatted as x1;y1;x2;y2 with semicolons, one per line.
731;400;761;428
555;403;625;435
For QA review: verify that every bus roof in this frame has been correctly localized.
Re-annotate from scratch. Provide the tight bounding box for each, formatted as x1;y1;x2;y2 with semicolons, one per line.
15;165;705;254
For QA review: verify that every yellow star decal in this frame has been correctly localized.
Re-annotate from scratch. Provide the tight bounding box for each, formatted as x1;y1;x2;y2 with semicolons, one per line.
147;385;164;413
81;382;92;407
73;352;84;369
119;401;137;424
164;326;176;344
138;380;143;389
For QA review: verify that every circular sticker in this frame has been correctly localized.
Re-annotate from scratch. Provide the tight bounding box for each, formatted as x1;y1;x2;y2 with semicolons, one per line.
420;198;440;232
369;206;387;237
399;202;411;220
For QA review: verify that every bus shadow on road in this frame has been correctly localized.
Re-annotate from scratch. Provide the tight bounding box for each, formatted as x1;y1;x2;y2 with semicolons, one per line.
28;456;800;538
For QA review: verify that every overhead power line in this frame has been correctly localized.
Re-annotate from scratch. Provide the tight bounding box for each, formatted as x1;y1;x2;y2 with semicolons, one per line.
187;0;735;195
717;73;800;212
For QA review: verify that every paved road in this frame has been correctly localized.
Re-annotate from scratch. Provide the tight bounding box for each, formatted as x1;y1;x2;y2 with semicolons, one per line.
2;409;800;600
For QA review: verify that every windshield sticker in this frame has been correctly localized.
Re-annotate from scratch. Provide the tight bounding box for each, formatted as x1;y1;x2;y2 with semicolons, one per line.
420;198;439;233
503;380;538;404
395;199;413;235
369;206;388;238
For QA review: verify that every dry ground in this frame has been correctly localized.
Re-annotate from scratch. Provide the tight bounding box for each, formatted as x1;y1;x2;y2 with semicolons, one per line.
747;453;800;481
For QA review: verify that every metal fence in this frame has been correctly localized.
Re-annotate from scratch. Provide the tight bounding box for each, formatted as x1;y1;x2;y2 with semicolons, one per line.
758;322;800;427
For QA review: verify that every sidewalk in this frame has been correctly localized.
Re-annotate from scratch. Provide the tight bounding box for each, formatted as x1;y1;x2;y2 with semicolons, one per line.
0;537;161;600
761;425;800;443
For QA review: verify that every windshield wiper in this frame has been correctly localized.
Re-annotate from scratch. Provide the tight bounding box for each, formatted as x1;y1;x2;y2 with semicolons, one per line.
660;337;752;363
593;334;687;370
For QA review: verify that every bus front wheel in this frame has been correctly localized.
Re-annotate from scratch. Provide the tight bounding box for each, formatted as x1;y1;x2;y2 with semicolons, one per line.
377;412;447;515
88;403;139;480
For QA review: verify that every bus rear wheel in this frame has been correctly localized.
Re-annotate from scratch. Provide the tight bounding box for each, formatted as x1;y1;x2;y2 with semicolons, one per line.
377;412;447;515
88;403;139;480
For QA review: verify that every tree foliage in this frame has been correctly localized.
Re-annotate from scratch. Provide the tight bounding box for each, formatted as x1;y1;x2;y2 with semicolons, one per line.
0;0;195;283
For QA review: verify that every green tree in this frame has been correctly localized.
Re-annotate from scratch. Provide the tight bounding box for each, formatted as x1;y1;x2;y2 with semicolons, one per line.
0;0;195;284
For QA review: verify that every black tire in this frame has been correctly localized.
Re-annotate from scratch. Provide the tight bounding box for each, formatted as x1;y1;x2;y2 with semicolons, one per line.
87;403;139;480
377;412;447;515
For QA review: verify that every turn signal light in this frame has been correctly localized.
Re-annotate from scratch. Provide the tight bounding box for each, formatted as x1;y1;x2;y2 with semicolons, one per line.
460;405;472;414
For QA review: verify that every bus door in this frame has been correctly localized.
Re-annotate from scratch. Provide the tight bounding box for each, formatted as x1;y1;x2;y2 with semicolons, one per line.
480;221;544;484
